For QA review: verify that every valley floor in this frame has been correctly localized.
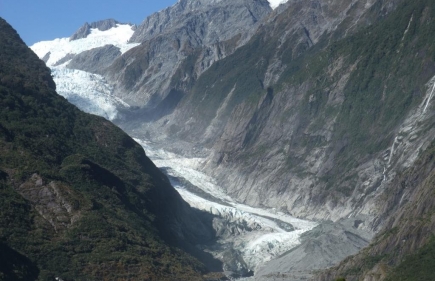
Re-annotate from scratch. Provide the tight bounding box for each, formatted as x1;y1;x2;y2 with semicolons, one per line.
134;139;372;280
38;47;374;279
135;139;317;275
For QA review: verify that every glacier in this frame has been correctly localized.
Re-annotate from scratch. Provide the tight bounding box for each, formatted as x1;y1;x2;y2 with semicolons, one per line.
52;68;130;120
31;18;317;278
135;139;317;274
30;24;139;121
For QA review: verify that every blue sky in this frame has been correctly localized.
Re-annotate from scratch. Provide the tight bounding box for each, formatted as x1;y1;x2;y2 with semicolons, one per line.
0;0;176;45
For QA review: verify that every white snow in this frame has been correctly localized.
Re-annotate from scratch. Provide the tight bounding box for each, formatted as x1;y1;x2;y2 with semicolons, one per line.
30;24;139;121
52;68;129;120
31;24;139;67
268;0;289;9
135;139;317;271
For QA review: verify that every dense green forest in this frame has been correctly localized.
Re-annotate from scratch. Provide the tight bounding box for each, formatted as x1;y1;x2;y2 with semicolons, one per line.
0;18;210;281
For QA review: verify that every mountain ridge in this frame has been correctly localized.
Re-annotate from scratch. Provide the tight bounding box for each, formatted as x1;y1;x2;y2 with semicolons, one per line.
70;19;134;41
118;0;408;226
0;17;220;280
105;0;272;106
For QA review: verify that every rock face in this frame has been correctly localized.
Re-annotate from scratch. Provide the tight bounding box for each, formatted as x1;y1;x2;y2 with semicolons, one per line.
255;220;372;280
104;0;272;106
16;173;82;232
313;139;435;281
67;44;121;74
130;0;271;44
70;19;123;40
120;0;409;227
191;0;430;226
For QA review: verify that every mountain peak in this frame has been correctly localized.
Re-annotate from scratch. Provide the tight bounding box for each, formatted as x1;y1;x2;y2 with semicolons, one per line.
69;19;133;41
130;0;271;43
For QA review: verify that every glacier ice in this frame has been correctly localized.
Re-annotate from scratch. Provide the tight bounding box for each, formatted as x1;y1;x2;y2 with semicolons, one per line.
52;68;129;120
135;139;317;272
30;24;139;121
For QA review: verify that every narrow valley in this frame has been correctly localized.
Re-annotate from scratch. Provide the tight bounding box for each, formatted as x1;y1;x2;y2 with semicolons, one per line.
2;0;435;280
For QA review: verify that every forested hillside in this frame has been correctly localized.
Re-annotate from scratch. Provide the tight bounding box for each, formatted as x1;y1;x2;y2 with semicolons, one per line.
0;18;215;281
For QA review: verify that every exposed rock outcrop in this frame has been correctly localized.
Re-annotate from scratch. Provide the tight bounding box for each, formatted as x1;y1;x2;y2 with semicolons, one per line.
67;44;121;74
104;0;272;106
122;0;409;228
313;140;435;281
255;219;373;280
70;19;126;40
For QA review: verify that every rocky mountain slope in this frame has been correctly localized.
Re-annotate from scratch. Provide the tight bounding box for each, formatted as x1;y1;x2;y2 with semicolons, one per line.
255;144;435;280
33;0;272;109
105;0;272;107
314;139;435;280
119;0;414;226
0;17;221;281
186;0;435;279
28;0;435;279
190;0;431;225
120;0;435;279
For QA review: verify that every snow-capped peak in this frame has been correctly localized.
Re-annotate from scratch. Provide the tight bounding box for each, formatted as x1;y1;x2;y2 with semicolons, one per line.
268;0;289;9
30;22;140;121
31;23;139;67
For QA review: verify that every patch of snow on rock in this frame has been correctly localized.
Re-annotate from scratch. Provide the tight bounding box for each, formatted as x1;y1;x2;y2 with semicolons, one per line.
268;0;289;9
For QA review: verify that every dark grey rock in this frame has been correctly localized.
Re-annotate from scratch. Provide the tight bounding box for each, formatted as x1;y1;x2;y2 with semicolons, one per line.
254;219;373;281
69;22;91;41
221;248;252;277
67;44;121;74
41;51;51;63
130;0;272;44
53;53;75;66
89;18;120;31
106;0;272;106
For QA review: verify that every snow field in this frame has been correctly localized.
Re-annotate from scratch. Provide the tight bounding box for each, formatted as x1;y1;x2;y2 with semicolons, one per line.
30;24;139;121
31;24;140;67
268;0;289;9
